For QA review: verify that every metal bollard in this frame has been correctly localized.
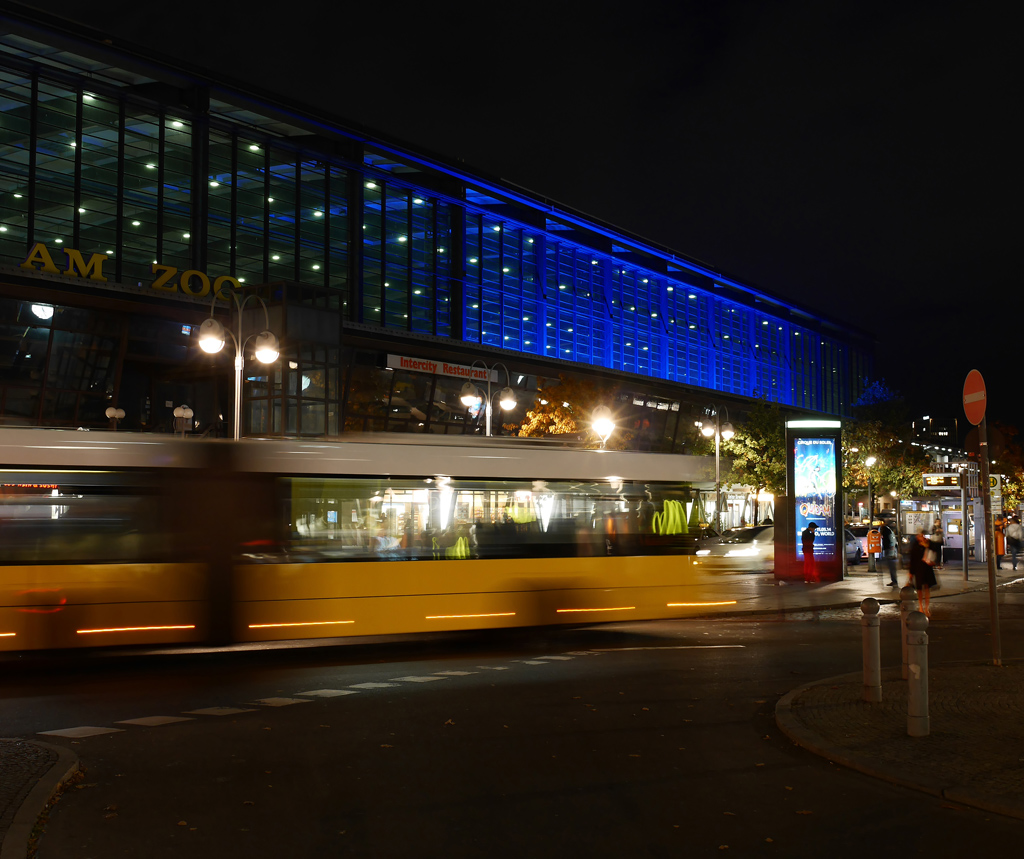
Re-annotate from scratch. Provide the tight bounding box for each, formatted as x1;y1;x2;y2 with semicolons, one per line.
899;585;916;680
906;610;929;737
860;598;881;702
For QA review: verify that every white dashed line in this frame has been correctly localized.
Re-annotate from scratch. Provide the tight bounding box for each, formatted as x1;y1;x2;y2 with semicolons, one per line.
39;726;124;738
115;716;194;727
296;689;359;698
350;682;399;689
434;670;477;676
537;656;573;660
183;707;256;716
476;666;509;670
391;675;447;683
253;697;312;707
515;660;548;665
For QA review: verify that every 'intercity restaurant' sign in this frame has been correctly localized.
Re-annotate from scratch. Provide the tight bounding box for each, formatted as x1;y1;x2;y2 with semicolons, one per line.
387;354;497;382
19;242;240;299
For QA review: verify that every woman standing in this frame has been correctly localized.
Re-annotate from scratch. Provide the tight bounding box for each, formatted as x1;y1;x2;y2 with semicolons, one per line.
908;529;937;617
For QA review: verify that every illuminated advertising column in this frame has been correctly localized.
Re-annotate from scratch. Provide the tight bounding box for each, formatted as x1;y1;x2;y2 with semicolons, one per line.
785;420;843;583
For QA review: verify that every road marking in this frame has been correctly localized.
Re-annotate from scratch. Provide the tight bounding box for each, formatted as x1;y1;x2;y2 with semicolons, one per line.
537;655;573;660
350;682;399;689
253;697;312;707
38;726;124;738
392;675;447;683
115;716;194;727
592;645;746;652
515;660;548;665
184;707;256;716
296;689;359;698
434;670;477;676
565;651;602;656
476;666;509;670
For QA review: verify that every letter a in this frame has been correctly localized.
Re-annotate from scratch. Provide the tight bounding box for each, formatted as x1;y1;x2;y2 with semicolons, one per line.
20;243;60;274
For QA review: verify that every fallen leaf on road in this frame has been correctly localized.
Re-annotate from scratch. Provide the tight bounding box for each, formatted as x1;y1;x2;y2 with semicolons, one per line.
723;811;736;816
785;787;793;791
243;801;255;806
381;744;394;748
445;719;455;725
766;837;774;842
103;805;117;812
641;707;649;711
628;754;640;758
177;821;188;826
104;813;117;820
755;763;765;767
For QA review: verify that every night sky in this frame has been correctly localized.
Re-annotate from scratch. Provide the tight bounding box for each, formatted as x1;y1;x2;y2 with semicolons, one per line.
18;0;1020;436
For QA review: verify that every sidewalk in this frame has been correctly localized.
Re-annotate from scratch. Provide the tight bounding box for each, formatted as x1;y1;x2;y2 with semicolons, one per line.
1;562;1020;858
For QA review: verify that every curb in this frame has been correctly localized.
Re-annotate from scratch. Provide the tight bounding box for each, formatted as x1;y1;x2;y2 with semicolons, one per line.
0;742;80;859
774;670;1024;821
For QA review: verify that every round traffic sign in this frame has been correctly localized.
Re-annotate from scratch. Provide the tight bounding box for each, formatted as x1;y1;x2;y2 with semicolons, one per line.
963;369;987;425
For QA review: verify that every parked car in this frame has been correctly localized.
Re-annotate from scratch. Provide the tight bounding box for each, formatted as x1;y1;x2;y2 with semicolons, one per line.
697;525;864;572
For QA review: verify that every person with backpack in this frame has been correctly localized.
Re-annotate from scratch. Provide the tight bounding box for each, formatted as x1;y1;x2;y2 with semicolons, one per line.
1006;516;1023;571
879;518;898;587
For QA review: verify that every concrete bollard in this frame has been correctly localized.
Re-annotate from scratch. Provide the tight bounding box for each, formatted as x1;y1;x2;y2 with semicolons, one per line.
906;610;930;737
899;585;916;680
860;597;881;702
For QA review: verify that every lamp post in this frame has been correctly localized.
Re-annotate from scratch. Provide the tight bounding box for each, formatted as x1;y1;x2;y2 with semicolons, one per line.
459;360;516;437
591;405;615;448
865;455;877;572
700;405;735;533
173;404;193;439
104;406;124;431
198;290;280;441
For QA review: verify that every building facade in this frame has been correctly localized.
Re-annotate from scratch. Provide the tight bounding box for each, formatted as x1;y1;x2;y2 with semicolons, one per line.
0;8;872;447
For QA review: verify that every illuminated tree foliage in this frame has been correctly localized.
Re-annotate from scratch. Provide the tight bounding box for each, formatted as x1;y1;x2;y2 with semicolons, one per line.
721;398;786;498
991;422;1024;513
513;374;630;449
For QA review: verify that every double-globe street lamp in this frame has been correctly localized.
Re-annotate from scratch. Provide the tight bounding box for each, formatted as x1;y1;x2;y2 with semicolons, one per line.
699;404;734;534
198;290;280;441
459;360;516;437
865;454;877;571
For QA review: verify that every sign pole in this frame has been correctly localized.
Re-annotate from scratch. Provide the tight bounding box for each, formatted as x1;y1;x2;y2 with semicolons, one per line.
960;468;969;581
978;417;1001;666
963;369;1000;667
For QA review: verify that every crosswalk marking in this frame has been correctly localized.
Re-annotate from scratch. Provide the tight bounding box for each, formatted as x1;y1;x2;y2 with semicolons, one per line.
115;716;194;727
253;697;312;707
350;682;399;689
434;670;477;676
296;689;359;698
184;707;256;716
392;675;446;683
38;726;124;738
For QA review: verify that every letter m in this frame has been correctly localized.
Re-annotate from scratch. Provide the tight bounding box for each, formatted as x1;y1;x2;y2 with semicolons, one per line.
63;249;108;282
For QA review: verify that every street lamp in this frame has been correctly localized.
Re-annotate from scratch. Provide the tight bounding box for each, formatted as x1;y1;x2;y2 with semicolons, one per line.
699;405;734;533
173;404;193;439
104;406;124;431
198;290;280;440
591;405;615;448
459;360;516;437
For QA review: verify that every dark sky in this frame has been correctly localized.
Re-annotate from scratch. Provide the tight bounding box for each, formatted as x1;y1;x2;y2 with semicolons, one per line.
20;0;1021;435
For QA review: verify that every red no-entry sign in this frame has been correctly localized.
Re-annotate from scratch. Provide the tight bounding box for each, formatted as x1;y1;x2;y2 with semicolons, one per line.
963;369;987;425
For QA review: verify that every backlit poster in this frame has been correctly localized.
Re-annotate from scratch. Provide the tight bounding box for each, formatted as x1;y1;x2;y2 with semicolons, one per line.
794;436;838;560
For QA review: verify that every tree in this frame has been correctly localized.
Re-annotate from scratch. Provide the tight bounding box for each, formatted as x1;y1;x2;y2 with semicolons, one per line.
991;422;1024;513
513;374;631;449
721;398;787;521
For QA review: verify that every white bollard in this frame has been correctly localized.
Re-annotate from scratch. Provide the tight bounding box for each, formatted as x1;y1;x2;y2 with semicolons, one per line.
906;610;930;737
860;597;881;702
899;585;916;680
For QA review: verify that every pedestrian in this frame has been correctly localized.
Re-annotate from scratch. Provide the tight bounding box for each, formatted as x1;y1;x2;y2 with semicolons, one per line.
801;522;818;582
907;529;937;617
879;518;898;587
929;518;944;569
1006;516;1023;571
994;514;1006;570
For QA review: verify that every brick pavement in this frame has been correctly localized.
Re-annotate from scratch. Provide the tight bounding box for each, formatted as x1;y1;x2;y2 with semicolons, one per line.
776;661;1024;820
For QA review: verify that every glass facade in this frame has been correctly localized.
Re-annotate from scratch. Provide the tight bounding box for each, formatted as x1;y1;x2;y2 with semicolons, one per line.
0;22;872;438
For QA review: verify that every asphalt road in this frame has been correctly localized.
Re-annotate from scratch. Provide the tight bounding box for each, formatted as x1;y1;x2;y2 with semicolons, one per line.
3;595;1022;858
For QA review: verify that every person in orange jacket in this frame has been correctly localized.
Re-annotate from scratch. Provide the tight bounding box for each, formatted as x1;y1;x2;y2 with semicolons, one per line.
994;513;1006;570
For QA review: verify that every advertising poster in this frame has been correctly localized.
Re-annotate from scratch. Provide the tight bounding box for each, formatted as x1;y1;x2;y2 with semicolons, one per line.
793;436;838;560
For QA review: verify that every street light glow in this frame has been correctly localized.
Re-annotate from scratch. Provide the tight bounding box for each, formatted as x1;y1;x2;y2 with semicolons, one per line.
198;318;226;353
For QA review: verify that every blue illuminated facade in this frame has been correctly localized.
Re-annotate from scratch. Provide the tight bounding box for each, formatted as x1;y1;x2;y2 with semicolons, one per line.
0;8;871;439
